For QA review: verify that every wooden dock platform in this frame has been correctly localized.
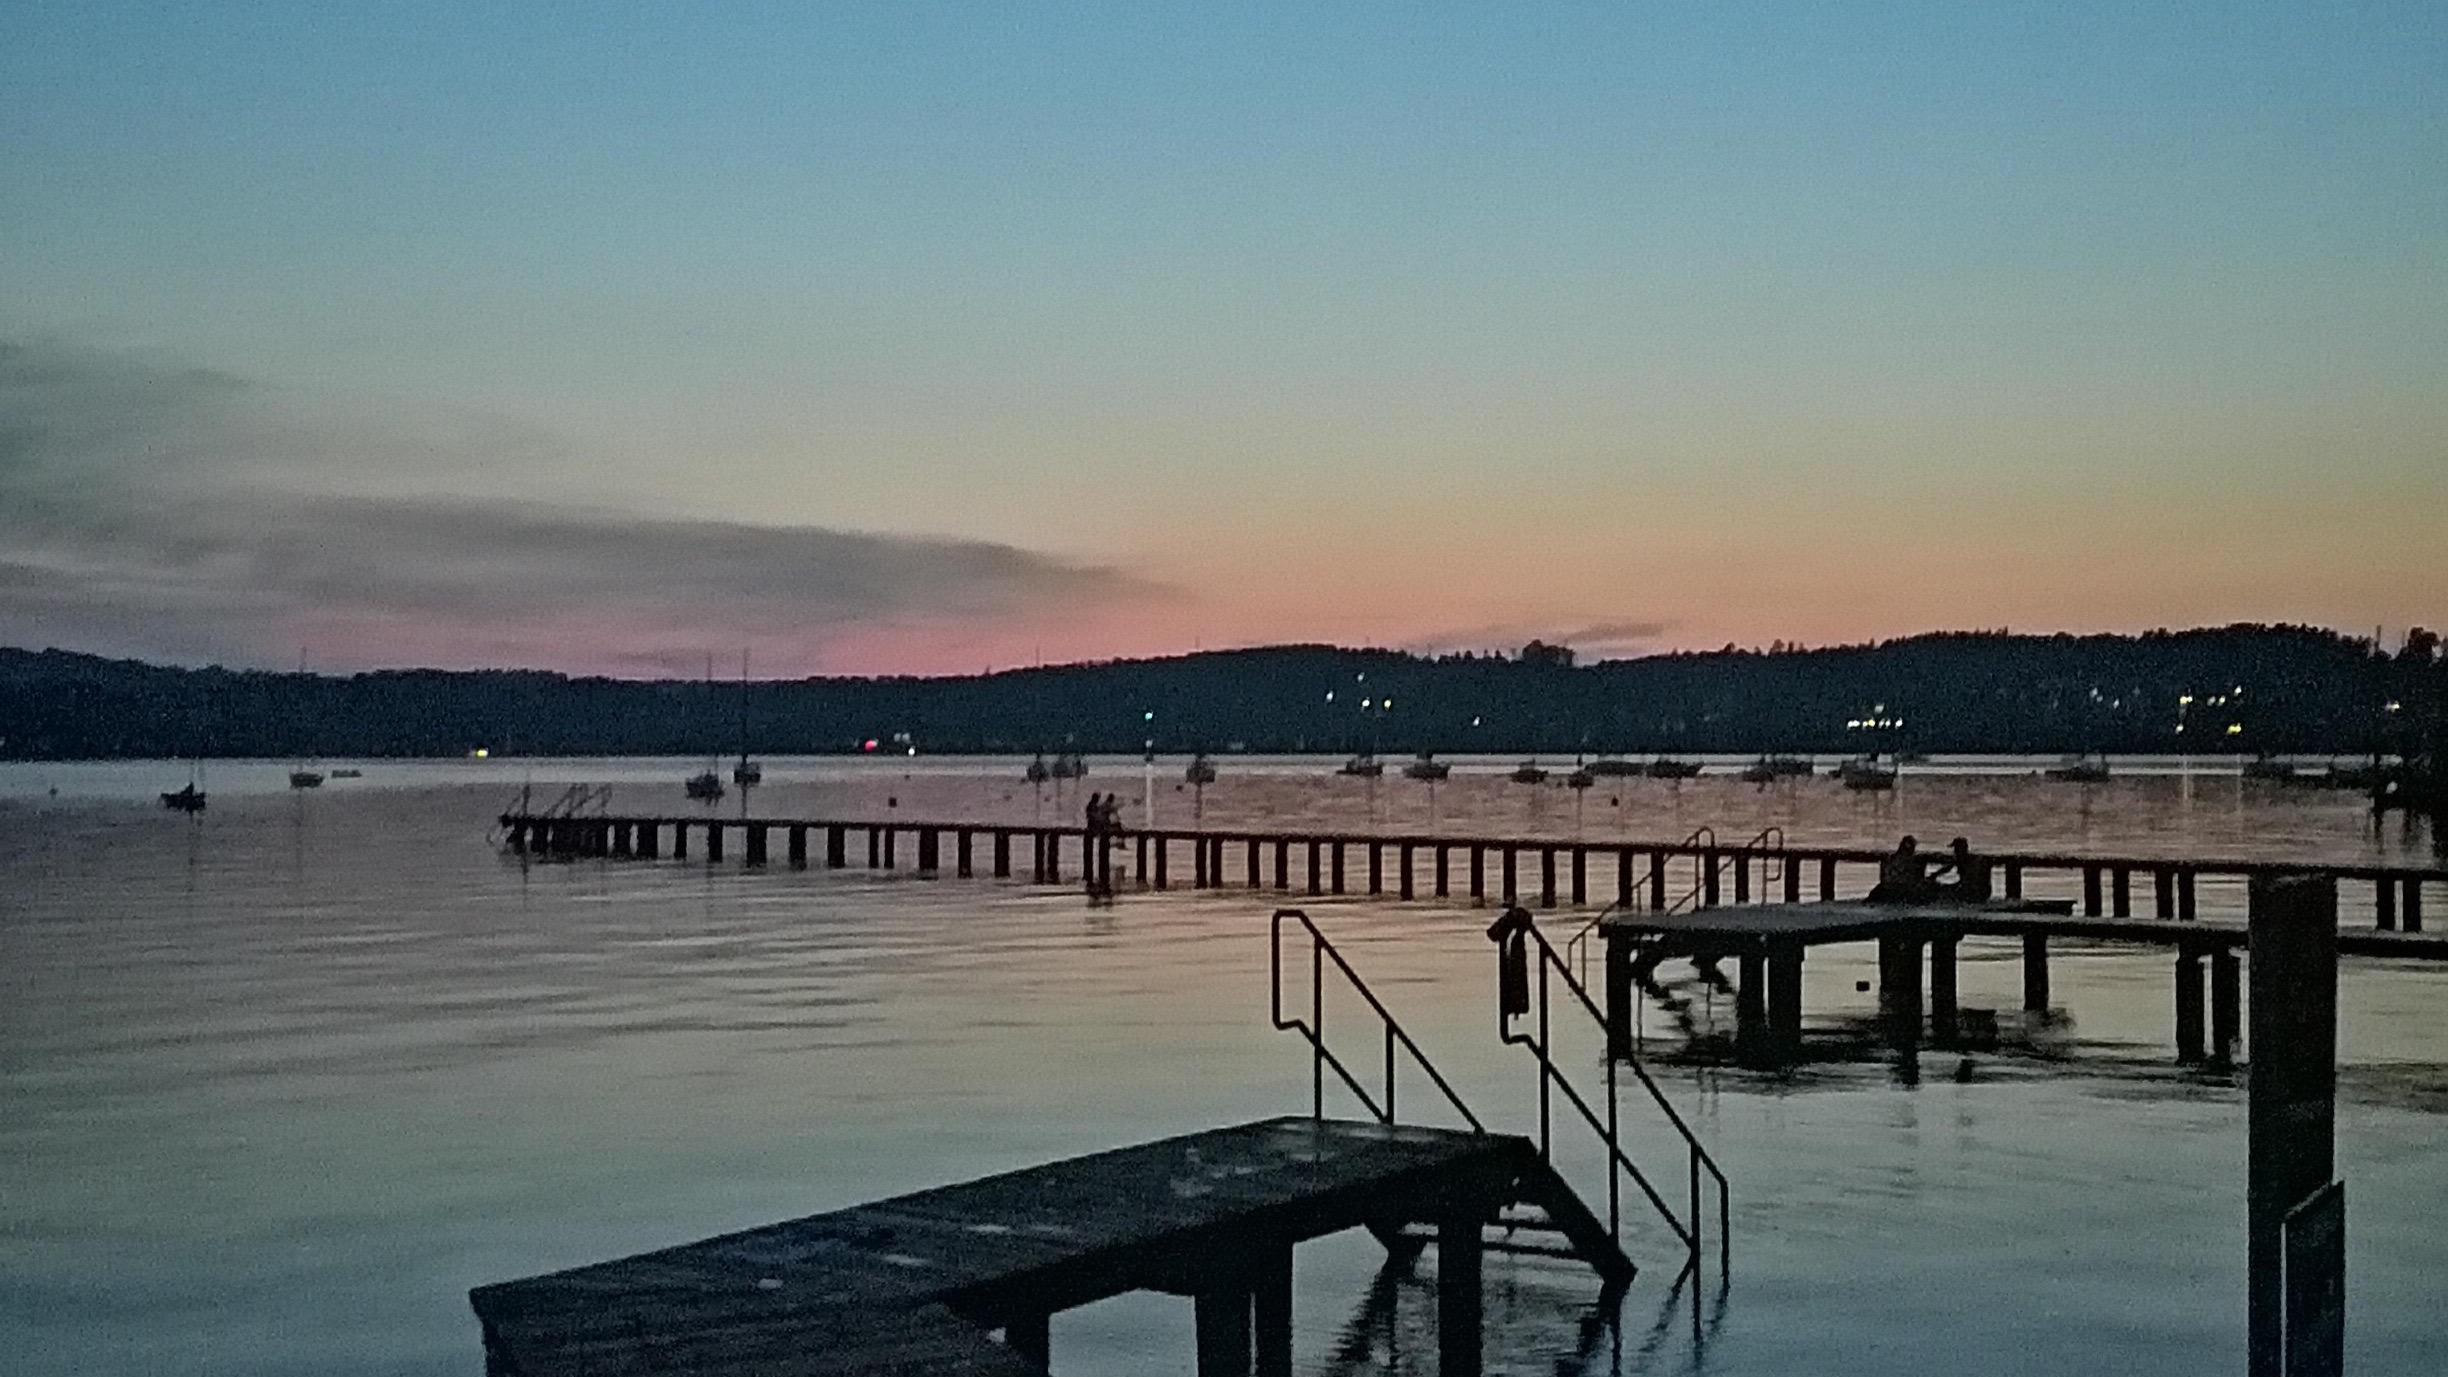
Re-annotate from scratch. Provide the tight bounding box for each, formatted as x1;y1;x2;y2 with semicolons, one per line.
471;1117;1621;1377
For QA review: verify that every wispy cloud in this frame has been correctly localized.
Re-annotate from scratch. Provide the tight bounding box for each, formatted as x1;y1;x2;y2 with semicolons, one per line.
0;339;1158;672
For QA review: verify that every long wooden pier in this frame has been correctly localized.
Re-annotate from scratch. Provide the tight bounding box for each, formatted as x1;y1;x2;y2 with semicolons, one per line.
470;1118;1610;1377
500;810;2445;933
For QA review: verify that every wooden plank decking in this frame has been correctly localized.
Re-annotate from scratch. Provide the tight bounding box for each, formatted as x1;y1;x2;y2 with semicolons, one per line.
471;1117;1565;1377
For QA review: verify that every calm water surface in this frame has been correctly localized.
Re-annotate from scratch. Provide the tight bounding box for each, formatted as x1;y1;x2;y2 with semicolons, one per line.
2;758;2442;1375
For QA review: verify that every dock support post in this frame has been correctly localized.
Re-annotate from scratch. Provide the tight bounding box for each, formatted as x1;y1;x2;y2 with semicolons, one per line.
611;822;632;858
1136;832;1150;888
1400;843;1415;899
2175;945;2205;1064
1502;847;1517;905
1437;1211;1484;1377
1246;839;1260;888
1253;1243;1293;1377
1367;842;1381;895
1736;946;1767;1063
1819;855;1837;902
2022;932;2049;1012
1330;841;1344;895
1702;849;1721;907
1004;1314;1049;1369
2406;877;2424;932
1572;847;1587;907
1307;841;1322;896
706;822;724;864
1605;931;1635;1059
1436;845;1449;898
1767;944;1805;1061
2377;877;2396;930
1194;1287;1251;1377
2083;864;2103;917
744;824;767;867
1879;935;1924;1045
1783;856;1800;904
885;827;899;870
2154;866;2175;919
1194;836;1209;888
1930;936;1959;1045
991;829;1008;878
917;827;938;876
2211;946;2240;1063
636;822;659;860
2179;868;2197;921
1274;839;1288;890
2112;866;2131;918
828;825;846;869
1650;852;1668;911
2003;861;2022;900
957;829;973;878
787;825;807;869
672;821;689;860
1539;848;1555;909
1470;846;1485;903
1617;849;1633;907
1155;836;1169;889
1733;852;1750;904
1044;832;1059;885
867;827;880;869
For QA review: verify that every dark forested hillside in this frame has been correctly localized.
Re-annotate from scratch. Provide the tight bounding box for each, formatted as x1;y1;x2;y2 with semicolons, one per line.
0;626;2438;760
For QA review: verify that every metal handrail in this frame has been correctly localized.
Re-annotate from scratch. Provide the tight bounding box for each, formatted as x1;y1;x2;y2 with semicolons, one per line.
1270;909;1483;1132
1735;825;1786;892
1492;906;1730;1283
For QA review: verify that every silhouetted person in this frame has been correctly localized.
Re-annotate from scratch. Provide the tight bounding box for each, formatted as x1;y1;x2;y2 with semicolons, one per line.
1934;835;1992;903
1867;834;1935;903
1083;793;1109;898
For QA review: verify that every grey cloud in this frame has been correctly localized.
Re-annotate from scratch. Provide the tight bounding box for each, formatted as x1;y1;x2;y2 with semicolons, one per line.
0;339;1156;669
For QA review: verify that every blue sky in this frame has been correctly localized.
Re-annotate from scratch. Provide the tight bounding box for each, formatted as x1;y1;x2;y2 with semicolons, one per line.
5;2;2442;671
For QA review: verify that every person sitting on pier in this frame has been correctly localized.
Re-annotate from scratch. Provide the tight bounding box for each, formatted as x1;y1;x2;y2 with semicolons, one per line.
1931;835;1993;903
1866;834;1938;904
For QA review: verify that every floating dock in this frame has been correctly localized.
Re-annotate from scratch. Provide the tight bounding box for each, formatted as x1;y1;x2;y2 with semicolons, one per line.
471;1118;1622;1377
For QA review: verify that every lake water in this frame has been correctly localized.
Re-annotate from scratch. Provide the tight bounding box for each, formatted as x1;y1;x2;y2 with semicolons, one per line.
2;757;2442;1375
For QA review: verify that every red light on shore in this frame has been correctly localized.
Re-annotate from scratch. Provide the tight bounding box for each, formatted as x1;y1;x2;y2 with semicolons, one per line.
863;738;879;752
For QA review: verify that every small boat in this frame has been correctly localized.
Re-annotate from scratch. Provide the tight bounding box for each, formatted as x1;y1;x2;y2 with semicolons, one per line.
1644;757;1703;779
1402;751;1450;781
1510;759;1548;784
288;769;325;789
2044;753;2111;783
1564;766;1595;790
1185;753;1218;785
2240;754;2294;783
1582;756;1642;777
685;769;725;801
160;782;207;812
1836;755;1897;790
1050;751;1087;781
1024;752;1051;784
1338;753;1383;777
1738;757;1779;784
328;767;362;779
1766;755;1816;777
732;757;762;788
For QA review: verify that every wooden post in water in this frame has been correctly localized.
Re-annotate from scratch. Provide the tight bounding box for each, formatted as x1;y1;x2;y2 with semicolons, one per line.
1650;852;1667;911
1307;841;1322;896
1044;831;1060;885
1435;844;1450;898
1879;934;1924;1046
1732;852;1750;904
1767;944;1805;1060
787;825;807;870
1501;847;1517;906
1247;838;1261;888
866;826;880;869
1470;846;1485;903
2154;866;2176;919
1274;839;1289;891
2247;875;2339;1377
1154;835;1169;889
1783;857;1800;904
672;820;689;860
2175;944;2206;1062
2083;864;2103;917
1819;855;1837;902
2377;876;2396;930
1702;848;1721;907
1571;847;1587;907
2022;932;2049;1012
827;825;846;869
636;820;659;860
1193;1287;1251;1377
611;822;632;858
1538;848;1555;909
743;823;767;867
2003;860;2022;900
2406;877;2424;932
2112;865;2131;918
1605;929;1635;1060
705;821;724;864
957;829;973;878
1399;843;1415;900
1930;936;1960;1046
1367;842;1382;895
991;829;1008;878
1005;1315;1049;1369
917;827;938;876
882;827;898;871
1617;848;1633;907
1253;1244;1293;1377
1193;835;1209;888
2179;868;2197;921
1736;946;1768;1064
1436;1211;1484;1377
2211;947;2240;1064
1329;841;1344;895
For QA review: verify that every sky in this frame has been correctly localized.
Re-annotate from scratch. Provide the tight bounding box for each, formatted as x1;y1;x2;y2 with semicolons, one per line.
4;2;2443;675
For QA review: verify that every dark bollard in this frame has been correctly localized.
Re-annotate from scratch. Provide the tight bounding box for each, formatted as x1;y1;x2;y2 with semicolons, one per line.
744;824;767;867
2112;866;2131;918
706;822;725;864
1930;937;1960;1046
788;825;807;869
2211;947;2240;1063
827;825;846;869
1572;847;1587;907
2022;932;2049;1011
2175;946;2205;1063
2083;864;2103;917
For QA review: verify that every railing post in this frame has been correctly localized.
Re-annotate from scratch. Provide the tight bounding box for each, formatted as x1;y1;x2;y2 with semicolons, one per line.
1819;855;1836;902
1400;842;1415;899
1617;848;1634;907
1650;851;1667;911
1368;842;1382;895
1436;844;1450;897
2378;876;2397;931
1571;847;1587;907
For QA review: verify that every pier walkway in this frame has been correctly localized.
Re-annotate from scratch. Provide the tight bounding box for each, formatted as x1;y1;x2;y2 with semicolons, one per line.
471;1117;1612;1377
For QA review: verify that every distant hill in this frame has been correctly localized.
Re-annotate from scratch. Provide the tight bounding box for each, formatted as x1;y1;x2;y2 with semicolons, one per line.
0;625;2437;760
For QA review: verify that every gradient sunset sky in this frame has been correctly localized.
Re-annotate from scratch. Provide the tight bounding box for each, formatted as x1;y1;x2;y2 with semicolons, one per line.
6;3;2442;675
